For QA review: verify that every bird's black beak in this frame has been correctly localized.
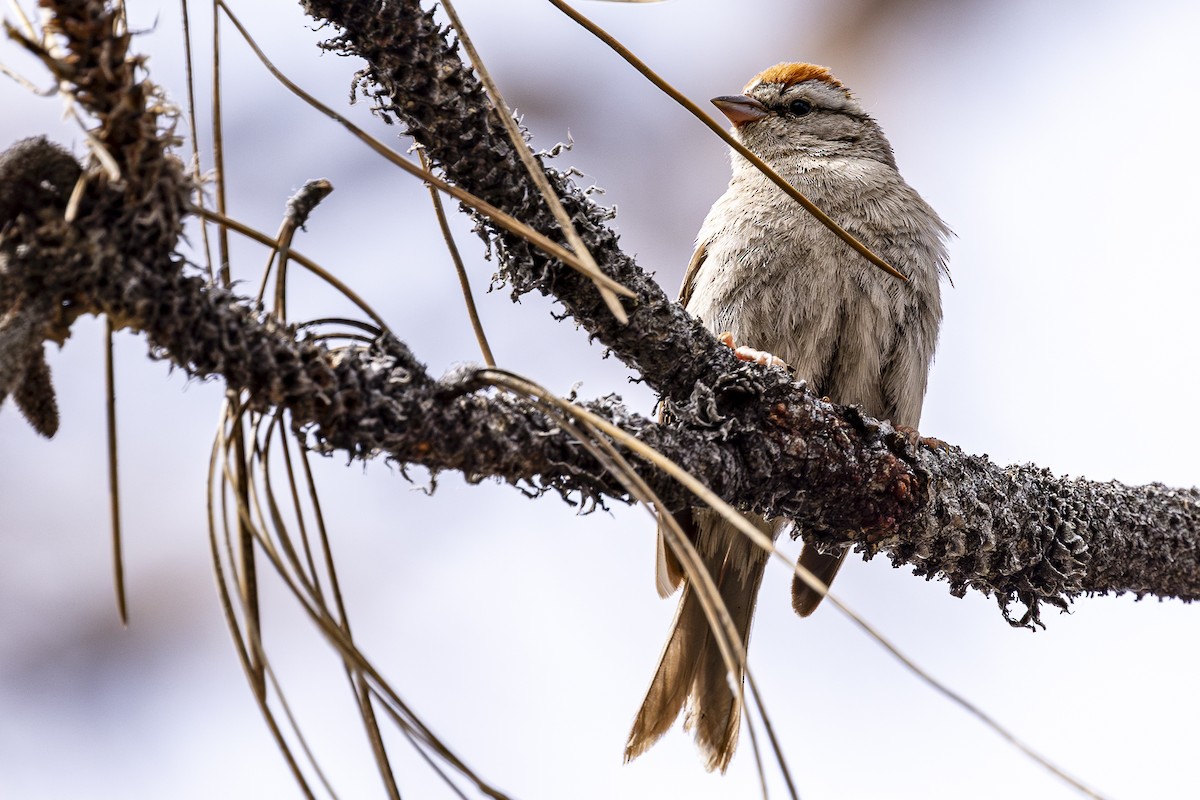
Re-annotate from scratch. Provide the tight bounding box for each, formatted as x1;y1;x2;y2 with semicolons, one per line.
711;94;769;125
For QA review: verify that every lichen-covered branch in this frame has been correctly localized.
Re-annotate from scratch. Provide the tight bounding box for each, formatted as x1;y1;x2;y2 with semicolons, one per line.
1;0;1197;629
889;452;1200;625
299;0;731;404
289;0;1200;624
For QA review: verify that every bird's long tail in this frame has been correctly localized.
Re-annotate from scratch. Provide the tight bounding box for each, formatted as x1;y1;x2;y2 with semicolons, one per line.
625;512;774;772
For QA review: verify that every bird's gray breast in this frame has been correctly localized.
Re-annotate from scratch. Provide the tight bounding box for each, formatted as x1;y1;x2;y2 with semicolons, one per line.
684;159;944;427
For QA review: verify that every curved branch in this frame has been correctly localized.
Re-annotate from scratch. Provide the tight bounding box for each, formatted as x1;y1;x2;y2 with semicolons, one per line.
1;0;1197;631
300;0;727;402
291;0;1200;624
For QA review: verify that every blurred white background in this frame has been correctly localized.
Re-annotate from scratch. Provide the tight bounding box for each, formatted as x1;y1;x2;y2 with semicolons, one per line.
1;0;1198;797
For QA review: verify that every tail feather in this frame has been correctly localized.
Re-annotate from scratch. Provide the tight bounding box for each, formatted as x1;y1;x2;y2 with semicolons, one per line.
627;513;774;772
791;543;849;617
654;512;687;598
624;582;705;762
686;521;768;771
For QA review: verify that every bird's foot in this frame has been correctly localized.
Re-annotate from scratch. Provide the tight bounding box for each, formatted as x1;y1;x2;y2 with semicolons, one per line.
719;331;791;370
895;424;948;453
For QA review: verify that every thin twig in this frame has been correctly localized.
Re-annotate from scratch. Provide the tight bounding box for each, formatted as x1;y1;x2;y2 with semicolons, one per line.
254;179;334;317
214;0;635;301
103;318;128;626
210;0;231;285
178;0;215;280
191;205;390;331
206;416;319;800
290;430;402;800
418;148;495;366
441;0;628;323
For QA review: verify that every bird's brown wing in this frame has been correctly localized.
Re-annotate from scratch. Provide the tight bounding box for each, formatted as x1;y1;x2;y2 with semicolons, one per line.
653;242;711;596
678;241;708;309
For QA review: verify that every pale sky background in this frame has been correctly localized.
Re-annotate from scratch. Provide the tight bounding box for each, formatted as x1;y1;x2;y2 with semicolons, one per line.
2;1;1199;798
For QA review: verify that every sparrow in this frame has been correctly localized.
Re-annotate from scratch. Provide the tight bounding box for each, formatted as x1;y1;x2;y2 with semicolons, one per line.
625;62;949;772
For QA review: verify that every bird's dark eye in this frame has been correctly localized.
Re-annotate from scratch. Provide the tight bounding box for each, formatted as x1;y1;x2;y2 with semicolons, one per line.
787;99;813;117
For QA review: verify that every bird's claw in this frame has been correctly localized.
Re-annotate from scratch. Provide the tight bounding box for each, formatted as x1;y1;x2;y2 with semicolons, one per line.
719;331;791;370
895;424;948;453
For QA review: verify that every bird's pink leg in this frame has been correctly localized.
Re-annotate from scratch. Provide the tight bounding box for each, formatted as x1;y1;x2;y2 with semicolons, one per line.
718;331;791;370
895;424;949;453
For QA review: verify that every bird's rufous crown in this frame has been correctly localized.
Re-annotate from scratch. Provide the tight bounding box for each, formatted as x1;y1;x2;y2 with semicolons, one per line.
743;62;847;93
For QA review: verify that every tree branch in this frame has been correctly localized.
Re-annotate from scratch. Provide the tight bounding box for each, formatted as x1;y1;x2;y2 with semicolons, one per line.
1;0;1196;631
